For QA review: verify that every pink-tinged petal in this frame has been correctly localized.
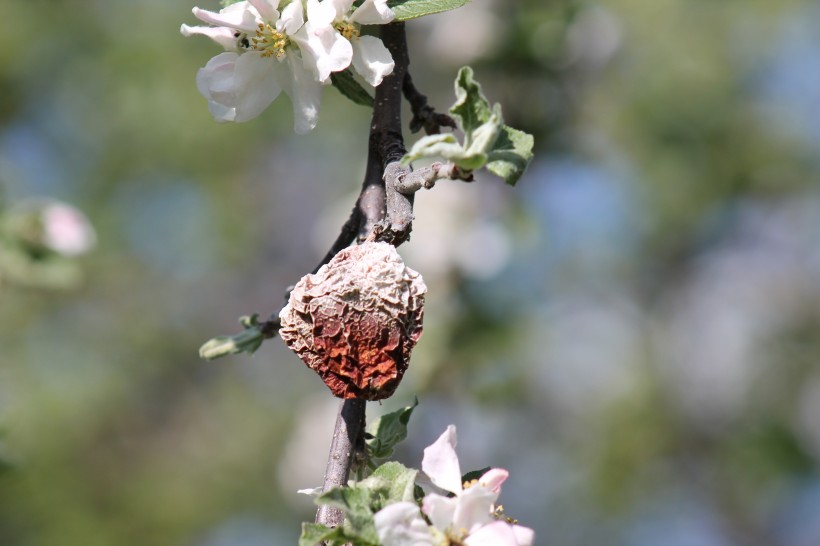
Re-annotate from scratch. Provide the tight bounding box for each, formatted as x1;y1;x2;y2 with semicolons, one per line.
291;22;352;82
247;0;280;22
421;494;457;533
196;52;241;122
232;51;283;122
463;521;521;546
278;0;304;35
351;35;394;86
306;0;337;28
192;4;259;32
478;468;508;494
511;524;535;546
349;0;395;25
374;502;435;546
452;483;496;534
180;24;239;51
281;53;323;133
422;425;463;494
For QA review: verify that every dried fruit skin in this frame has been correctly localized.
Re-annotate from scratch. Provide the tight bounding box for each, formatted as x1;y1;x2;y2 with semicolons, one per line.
279;242;426;400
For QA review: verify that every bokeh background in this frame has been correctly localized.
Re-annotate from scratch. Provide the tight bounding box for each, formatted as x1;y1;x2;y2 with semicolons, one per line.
2;0;820;544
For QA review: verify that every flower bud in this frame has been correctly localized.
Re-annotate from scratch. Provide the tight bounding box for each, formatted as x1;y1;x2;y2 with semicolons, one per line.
279;242;426;400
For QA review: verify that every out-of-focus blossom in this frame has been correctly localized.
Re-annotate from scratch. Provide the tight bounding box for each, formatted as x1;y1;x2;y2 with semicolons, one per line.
40;202;97;256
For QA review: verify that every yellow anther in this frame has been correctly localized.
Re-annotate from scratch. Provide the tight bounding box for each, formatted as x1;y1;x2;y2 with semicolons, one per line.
335;21;360;41
251;23;289;58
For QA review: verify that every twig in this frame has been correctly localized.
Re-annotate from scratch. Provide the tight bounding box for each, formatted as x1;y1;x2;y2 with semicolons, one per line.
403;72;457;135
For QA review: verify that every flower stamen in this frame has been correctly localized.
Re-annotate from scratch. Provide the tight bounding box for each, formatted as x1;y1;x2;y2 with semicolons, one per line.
251;22;288;58
335;21;360;41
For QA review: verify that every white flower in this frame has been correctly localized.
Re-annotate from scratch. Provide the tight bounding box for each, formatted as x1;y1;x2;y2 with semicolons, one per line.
303;0;395;86
40;202;96;257
420;426;534;546
181;0;325;133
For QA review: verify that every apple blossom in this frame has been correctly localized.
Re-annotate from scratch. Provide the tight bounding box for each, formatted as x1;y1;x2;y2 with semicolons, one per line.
303;0;395;86
420;425;534;546
182;0;395;132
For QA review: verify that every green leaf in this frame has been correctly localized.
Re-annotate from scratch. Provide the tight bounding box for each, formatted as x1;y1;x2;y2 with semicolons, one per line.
366;398;418;460
486;125;534;186
388;0;474;21
450;66;493;135
403;134;487;170
331;69;374;107
369;462;418;506
199;314;265;360
316;487;380;544
298;523;344;546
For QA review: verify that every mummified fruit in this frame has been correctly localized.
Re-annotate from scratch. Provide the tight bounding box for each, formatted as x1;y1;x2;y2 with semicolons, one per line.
279;242;426;400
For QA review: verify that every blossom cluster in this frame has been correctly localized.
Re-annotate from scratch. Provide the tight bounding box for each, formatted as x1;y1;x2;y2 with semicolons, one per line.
181;0;395;133
374;426;534;546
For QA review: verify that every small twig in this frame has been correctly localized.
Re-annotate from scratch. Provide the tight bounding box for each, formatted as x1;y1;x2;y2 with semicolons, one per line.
403;72;457;135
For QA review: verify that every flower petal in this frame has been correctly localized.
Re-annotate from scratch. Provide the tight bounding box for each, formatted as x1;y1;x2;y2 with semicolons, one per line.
374;502;435;546
278;0;304;35
463;521;522;546
511;524;535;546
291;22;352;82
478;468;508;494
247;0;280;22
351;34;394;86
452;483;496;534
421;493;458;533
281;53;323;133
195;52;241;122
232;51;283;122
180;24;239;51
192;3;259;32
422;425;463;494
306;0;337;28
349;0;395;25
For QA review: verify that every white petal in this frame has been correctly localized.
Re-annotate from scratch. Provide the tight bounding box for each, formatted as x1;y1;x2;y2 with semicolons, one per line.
374;502;435;546
330;0;356;20
282;53;323;133
192;4;259;32
180;24;239;51
351;34;394;86
247;0;280;22
291;22;352;82
421;494;457;533
349;0;395;25
306;0;337;28
478;468;508;494
278;0;304;34
451;484;496;534
463;522;521;546
196;52;241;122
422;425;463;494
232;51;284;122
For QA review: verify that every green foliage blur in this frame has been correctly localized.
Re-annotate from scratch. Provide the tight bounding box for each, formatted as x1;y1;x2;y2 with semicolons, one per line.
2;0;820;545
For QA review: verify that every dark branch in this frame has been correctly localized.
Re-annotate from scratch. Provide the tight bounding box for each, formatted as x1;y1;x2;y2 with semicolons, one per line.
315;398;367;528
403;71;457;135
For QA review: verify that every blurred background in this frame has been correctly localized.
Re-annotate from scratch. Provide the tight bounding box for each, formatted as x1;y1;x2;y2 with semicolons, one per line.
2;0;820;544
